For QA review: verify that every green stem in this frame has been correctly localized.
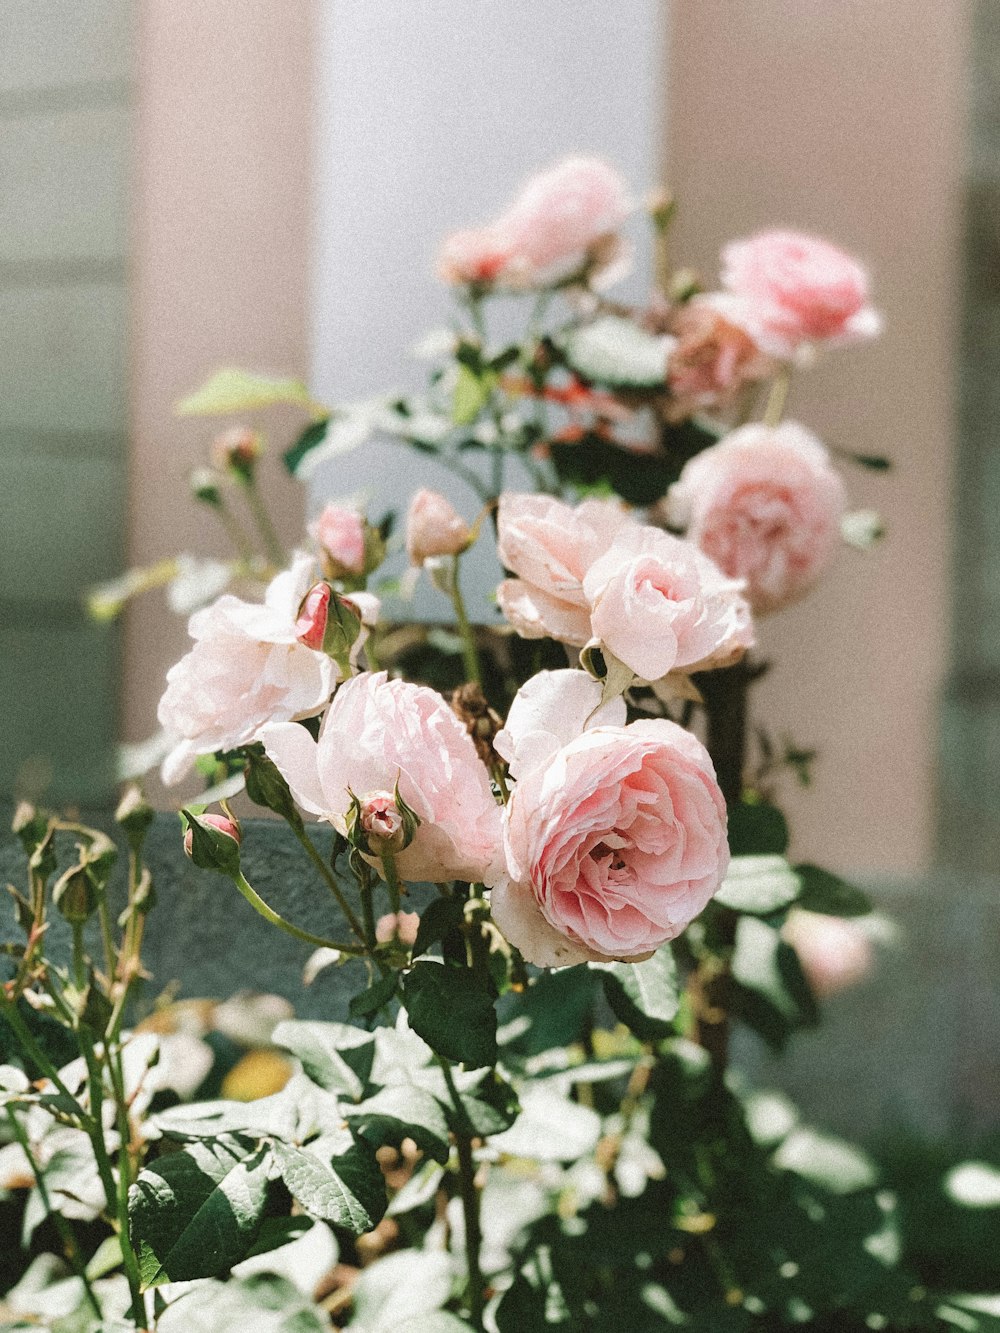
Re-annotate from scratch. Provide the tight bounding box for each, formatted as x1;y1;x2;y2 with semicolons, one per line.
71;923;85;990
97;897;118;983
0;1001;82;1113
231;871;365;955
763;367;791;427
215;497;257;565
6;1107;103;1319
78;1031;143;1323
241;477;286;568
358;867;378;953
439;1057;486;1330
286;822;367;942
449;556;483;686
380;852;403;914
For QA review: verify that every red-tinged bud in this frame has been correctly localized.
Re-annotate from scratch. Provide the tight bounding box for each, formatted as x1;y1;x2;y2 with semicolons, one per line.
359;792;407;853
295;582;331;650
183;811;242;860
212;426;263;478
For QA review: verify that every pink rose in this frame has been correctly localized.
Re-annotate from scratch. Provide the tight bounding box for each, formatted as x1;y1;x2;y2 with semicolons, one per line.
720;229;881;358
295;582;331;650
438;156;631;290
212;426;262;471
309;502;366;577
496;492;630;645
375;911;420;947
406;488;473;564
782;909;874;998
667;422;847;615
261;671;503;886
158;554;336;784
666;294;774;418
582;525;754;681
493;669;728;966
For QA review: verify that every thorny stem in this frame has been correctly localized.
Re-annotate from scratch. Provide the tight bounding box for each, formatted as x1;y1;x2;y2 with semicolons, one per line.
6;1106;103;1319
439;1057;486;1330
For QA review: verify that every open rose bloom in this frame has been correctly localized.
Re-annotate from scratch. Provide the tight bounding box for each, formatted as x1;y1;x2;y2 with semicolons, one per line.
668;422;847;614
493;671;729;966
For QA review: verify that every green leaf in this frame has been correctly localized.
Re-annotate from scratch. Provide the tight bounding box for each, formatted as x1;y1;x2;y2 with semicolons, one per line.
176;367;319;417
343;1084;452;1164
156;1273;328;1333
560;315;669;389
413;896;466;958
729;916;818;1051
591;944;679;1039
490;1085;602;1163
550;432;678;507
452;363;492;425
349;1249;455;1332
714;855;802;915
283;417;329;474
844;450;892;471
129;1136;272;1286
272;1132;386;1235
386;1159;445;1217
402;962;497;1068
499;965;600;1057
396;1316;474;1333
272;1020;375;1099
795;863;873;917
727;800;790;856
349;972;399;1021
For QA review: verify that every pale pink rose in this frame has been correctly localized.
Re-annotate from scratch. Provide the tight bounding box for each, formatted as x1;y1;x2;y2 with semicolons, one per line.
261;672;503;886
406;488;473;564
783;909;874;998
666;294;774;417
496;492;631;645
494;669;626;782
720;229;881;358
375;911;420;947
438;156;631;290
158;554;336;784
582;525;754;682
437;224;518;286
667;422;847;615
493;670;728;966
309;502;366;577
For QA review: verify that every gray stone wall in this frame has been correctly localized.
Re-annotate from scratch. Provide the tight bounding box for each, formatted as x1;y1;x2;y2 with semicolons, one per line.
0;0;131;806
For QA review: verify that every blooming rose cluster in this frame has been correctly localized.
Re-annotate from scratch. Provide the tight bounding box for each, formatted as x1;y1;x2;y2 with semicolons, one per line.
438;156;631;290
496;493;754;681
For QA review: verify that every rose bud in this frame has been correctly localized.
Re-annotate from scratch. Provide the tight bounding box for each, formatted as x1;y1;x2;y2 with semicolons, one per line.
406;489;474;565
309;502;366;579
190;466;223;507
183;811;242;875
355;789;417;857
212;426;263;478
782;909;875;998
295;581;331;651
375;911;420;947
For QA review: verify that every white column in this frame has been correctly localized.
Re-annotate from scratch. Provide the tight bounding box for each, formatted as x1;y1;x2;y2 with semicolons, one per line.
310;0;667;618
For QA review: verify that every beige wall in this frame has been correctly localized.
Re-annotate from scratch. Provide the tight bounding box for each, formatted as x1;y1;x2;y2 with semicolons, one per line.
668;0;967;875
126;0;315;754
128;2;966;877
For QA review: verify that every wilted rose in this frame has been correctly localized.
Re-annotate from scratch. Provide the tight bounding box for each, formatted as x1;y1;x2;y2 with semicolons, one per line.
667;422;847;615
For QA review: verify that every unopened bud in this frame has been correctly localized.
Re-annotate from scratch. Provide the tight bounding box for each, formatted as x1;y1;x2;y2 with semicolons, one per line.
115;784;155;851
309;503;366;579
346;785;419;858
182;810;242;876
646;187;676;233
295;582;331;651
668;267;702;304
12;802;48;856
375;911;420;948
320;591;364;675
405;489;474;565
190;466;223;507
81;832;118;894
212;426;262;480
53;865;98;923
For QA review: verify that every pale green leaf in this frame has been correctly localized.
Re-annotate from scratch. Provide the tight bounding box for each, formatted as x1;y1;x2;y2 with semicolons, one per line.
176;368;322;418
